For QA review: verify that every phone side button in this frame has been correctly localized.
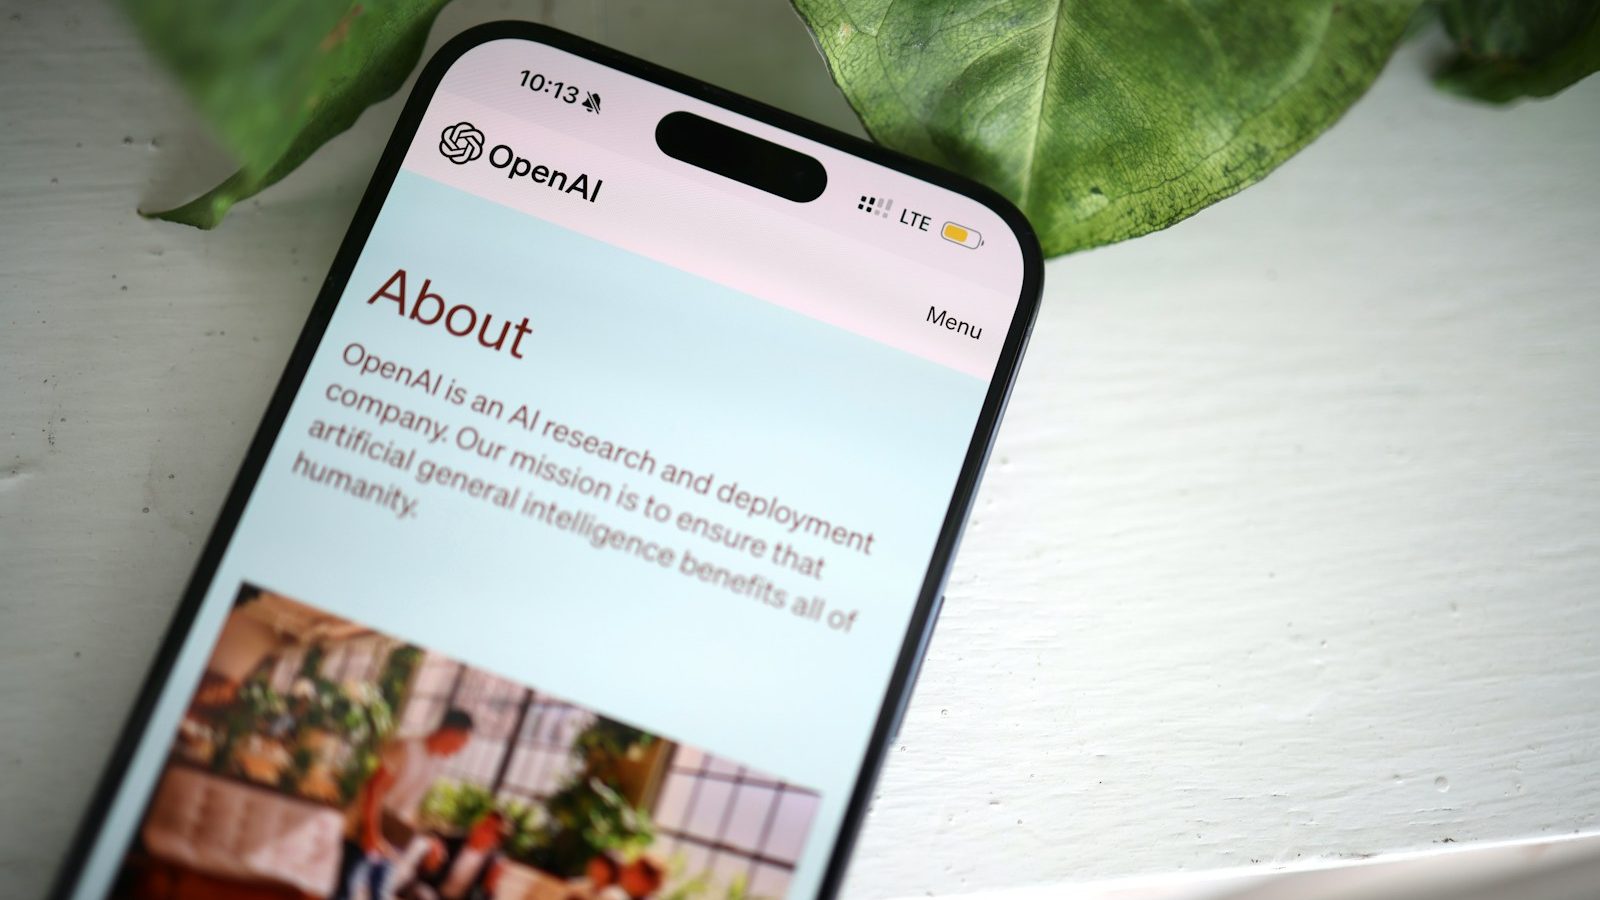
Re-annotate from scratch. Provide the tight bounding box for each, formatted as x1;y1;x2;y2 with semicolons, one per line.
887;593;946;741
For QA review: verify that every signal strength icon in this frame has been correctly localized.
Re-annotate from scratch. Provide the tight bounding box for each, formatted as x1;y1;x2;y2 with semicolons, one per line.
582;91;602;114
858;195;893;218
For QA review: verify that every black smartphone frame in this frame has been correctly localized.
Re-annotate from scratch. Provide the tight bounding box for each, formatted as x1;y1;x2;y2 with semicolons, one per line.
49;21;1044;899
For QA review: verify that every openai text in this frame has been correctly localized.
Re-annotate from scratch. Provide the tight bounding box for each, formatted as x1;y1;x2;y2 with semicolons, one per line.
486;144;603;203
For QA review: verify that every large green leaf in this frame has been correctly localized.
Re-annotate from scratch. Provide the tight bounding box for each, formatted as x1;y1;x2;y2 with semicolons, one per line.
125;0;450;228
1434;0;1600;103
792;1;1418;256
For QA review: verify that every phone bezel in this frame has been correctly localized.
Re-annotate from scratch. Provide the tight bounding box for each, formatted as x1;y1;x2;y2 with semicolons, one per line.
49;21;1044;899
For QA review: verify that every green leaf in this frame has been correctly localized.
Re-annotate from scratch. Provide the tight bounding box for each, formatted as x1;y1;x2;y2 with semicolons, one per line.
792;1;1418;256
125;0;451;228
1433;0;1600;103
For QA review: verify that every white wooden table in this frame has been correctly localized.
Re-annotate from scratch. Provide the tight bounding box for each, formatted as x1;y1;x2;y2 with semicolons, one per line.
3;2;1598;899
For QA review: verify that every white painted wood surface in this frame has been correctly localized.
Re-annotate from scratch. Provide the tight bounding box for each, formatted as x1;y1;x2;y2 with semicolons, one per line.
3;2;1598;899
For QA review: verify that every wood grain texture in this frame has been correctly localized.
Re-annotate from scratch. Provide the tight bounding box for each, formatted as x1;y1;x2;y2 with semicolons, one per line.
1;2;1597;899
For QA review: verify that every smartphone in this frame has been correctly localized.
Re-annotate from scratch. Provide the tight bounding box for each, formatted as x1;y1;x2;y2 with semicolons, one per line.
52;22;1041;900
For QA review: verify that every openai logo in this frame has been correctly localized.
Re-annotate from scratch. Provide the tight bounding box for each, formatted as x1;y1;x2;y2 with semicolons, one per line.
439;121;484;164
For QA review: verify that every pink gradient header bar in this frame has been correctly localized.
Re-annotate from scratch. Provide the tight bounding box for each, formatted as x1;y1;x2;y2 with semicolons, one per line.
399;39;1026;380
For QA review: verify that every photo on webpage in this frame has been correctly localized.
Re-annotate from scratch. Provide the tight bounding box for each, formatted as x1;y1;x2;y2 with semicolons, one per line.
111;583;821;900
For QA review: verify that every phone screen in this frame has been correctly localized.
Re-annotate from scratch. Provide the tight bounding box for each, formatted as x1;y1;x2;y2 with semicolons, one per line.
64;28;1036;900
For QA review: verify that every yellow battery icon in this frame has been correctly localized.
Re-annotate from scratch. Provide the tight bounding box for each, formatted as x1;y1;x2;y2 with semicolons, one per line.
941;221;983;248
